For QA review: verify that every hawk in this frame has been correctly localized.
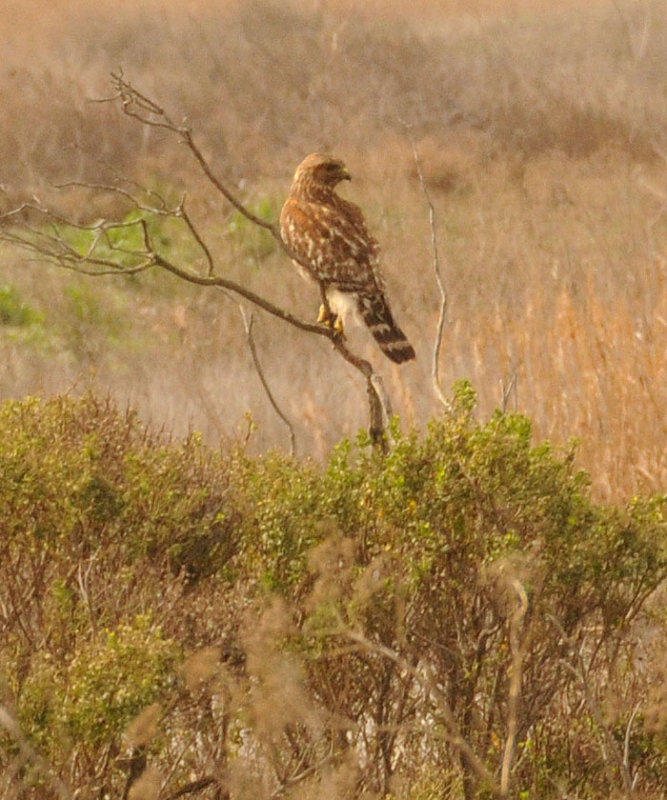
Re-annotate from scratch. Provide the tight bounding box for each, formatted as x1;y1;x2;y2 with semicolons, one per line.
280;153;415;364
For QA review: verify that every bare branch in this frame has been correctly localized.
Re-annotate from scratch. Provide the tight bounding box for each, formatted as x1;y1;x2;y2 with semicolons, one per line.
52;179;170;215
108;71;281;239
268;747;339;799
162;775;220;800
0;73;396;447
178;197;215;276
107;73;395;444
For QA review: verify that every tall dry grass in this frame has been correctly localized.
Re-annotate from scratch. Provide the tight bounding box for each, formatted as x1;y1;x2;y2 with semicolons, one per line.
0;0;665;499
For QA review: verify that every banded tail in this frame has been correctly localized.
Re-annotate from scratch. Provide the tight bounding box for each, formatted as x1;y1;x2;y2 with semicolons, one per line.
358;292;415;364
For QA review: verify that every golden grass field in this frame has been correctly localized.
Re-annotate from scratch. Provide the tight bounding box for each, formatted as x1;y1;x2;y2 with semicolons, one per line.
0;0;665;499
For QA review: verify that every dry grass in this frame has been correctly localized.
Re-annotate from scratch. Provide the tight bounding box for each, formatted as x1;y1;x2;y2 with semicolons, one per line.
0;0;665;499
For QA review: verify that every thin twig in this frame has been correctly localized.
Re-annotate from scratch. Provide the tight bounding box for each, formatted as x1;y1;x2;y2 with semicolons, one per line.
178;197;215;276
500;372;518;413
108;71;281;238
237;306;297;456
407;135;449;410
162;776;220;800
268;747;339;799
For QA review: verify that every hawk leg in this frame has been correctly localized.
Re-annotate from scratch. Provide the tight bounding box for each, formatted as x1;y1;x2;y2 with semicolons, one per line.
317;286;345;339
317;304;346;338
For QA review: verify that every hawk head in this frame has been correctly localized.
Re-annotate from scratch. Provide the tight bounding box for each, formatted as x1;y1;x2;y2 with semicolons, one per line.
291;153;351;196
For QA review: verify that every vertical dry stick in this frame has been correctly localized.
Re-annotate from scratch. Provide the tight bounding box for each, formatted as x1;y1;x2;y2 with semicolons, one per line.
500;372;518;413
500;578;528;797
623;701;642;792
610;0;652;64
408;137;450;409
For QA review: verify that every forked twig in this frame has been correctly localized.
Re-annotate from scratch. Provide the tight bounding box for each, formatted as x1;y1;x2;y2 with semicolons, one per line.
108;70;280;238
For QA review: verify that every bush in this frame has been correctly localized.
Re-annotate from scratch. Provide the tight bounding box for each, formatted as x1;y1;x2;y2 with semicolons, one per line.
0;393;245;579
20;615;178;750
0;387;665;799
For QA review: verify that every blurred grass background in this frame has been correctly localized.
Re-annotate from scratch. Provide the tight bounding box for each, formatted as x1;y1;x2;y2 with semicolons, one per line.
0;0;665;499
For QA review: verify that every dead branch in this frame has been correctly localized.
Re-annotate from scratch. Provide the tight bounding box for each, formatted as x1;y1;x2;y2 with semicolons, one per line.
103;72;393;445
0;102;392;447
162;775;220;800
107;70;280;239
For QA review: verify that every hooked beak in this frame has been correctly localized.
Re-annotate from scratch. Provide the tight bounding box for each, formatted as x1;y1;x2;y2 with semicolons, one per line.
341;166;351;181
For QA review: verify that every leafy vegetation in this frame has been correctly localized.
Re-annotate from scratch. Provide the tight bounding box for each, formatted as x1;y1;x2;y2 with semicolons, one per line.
1;388;665;798
0;284;44;328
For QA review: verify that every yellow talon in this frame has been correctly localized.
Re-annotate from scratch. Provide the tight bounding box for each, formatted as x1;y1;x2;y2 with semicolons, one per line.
317;303;345;339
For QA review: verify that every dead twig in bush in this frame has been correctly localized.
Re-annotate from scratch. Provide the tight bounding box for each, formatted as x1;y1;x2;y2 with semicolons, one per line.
500;578;528;797
268;747;339;799
345;629;502;798
623;701;642;793
162;775;221;800
554;619;637;798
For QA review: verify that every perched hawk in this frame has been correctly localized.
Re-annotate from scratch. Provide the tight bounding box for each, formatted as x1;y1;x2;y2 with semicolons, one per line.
280;153;415;364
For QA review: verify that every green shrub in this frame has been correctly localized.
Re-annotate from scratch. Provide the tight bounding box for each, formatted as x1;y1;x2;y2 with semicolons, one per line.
20;614;179;750
0;393;245;578
238;381;666;796
1;387;665;799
